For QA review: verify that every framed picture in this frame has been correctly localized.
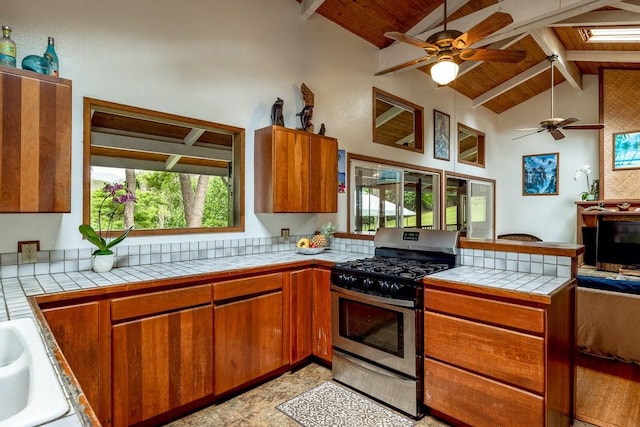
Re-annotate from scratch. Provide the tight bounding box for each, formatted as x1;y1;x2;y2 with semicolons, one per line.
613;130;640;170
433;109;450;160
522;153;559;196
338;149;346;193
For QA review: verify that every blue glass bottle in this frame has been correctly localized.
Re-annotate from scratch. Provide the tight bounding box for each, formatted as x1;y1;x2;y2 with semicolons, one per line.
43;36;58;76
0;26;16;67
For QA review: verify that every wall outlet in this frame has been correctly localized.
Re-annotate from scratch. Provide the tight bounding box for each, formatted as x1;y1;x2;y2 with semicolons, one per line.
18;240;39;264
280;228;290;243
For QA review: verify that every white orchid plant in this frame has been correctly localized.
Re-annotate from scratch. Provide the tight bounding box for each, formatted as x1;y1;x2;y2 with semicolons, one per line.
573;164;598;200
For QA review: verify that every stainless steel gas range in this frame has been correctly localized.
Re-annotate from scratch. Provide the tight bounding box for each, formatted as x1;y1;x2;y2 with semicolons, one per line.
330;228;459;418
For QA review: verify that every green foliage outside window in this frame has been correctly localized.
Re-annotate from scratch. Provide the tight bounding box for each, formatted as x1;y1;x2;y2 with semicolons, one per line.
90;169;230;232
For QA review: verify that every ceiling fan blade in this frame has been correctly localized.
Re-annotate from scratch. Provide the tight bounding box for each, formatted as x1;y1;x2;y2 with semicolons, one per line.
384;32;438;51
514;127;543;131
556;117;580;128
550;129;566;140
452;12;514;49
459;48;526;63
512;129;544;140
374;55;433;76
563;124;605;130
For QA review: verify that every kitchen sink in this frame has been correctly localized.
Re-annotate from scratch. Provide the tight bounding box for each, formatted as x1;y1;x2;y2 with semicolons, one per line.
0;318;69;427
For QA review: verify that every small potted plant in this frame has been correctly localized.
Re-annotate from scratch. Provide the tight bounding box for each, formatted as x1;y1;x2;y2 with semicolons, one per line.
79;182;136;272
574;165;598;201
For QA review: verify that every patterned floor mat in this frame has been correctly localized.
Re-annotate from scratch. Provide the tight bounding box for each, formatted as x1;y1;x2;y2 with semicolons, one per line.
277;381;416;427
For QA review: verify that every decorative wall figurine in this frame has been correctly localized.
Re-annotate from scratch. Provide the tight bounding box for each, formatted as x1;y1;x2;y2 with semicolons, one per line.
296;83;314;132
318;123;326;136
271;97;284;127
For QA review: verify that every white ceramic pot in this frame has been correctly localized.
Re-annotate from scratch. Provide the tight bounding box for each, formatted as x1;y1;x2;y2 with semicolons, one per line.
92;253;114;273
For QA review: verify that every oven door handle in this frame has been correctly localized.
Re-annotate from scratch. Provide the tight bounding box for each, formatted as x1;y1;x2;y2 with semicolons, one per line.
330;285;416;308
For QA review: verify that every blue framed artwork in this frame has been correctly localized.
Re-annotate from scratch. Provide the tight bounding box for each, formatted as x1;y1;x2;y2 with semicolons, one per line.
338;149;346;193
522;152;559;196
613;131;640;170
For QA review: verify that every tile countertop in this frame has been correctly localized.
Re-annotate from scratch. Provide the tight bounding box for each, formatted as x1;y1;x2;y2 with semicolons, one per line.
426;265;573;302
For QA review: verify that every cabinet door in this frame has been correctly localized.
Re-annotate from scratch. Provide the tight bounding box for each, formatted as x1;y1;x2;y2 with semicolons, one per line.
0;68;71;212
214;292;286;395
290;269;313;363
42;301;110;425
273;128;310;212
309;135;338;213
112;305;214;426
312;268;332;363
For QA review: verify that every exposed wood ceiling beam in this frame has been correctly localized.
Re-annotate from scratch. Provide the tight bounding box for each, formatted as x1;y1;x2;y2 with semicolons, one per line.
530;27;583;91
91;132;233;162
92;156;228;177
551;10;640;26
472;60;550;107
567;49;640;62
301;0;325;20
165;128;206;171
375;106;404;127
615;0;640;14
396;134;415;146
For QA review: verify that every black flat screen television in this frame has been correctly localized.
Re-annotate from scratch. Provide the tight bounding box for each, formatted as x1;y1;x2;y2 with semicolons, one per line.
596;220;640;266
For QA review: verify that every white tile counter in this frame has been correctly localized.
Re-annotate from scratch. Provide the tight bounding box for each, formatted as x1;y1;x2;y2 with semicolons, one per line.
429;265;572;296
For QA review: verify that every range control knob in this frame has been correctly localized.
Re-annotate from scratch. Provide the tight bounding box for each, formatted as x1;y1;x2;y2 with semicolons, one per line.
363;278;374;289
389;283;400;295
379;281;390;293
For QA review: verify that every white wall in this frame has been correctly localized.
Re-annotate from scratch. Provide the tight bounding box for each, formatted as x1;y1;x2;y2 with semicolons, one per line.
495;75;600;242
1;0;596;252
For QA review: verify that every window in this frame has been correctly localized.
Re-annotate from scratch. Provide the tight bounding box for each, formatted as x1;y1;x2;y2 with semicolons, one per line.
372;88;424;153
348;154;441;233
445;173;495;239
83;98;245;236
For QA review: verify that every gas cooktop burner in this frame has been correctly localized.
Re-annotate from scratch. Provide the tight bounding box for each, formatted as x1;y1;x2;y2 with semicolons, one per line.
335;257;449;281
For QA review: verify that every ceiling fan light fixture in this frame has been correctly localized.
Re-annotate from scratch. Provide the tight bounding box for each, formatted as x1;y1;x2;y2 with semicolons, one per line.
431;58;459;85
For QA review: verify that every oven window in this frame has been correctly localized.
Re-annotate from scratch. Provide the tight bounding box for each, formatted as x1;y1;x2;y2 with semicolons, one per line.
338;299;404;357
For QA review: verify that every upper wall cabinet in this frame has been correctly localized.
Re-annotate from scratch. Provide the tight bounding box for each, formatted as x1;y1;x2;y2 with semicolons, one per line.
254;126;337;213
0;66;71;212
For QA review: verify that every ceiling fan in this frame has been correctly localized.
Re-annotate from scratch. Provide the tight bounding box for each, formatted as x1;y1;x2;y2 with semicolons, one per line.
377;1;527;84
513;55;604;141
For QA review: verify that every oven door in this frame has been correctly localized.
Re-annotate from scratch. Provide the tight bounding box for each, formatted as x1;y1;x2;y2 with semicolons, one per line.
331;285;417;377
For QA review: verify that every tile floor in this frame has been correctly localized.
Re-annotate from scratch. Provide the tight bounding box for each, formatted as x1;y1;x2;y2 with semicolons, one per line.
165;363;596;426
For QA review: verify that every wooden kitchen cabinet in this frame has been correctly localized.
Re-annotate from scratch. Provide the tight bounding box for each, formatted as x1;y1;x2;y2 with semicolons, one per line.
213;272;287;395
290;269;313;364
254;125;338;213
312;268;332;363
423;281;576;427
41;301;110;424
111;285;214;426
0;66;71;212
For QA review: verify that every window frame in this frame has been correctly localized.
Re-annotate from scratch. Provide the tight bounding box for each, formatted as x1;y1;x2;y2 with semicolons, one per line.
347;153;442;234
83;97;245;237
444;171;496;239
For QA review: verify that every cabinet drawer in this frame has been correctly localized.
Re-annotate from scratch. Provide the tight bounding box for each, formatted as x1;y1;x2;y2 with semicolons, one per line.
425;311;544;393
213;272;283;301
424;287;545;334
111;284;212;322
424;358;544;427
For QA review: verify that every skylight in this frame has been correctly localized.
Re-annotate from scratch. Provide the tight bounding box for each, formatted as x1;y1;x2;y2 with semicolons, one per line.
579;27;640;43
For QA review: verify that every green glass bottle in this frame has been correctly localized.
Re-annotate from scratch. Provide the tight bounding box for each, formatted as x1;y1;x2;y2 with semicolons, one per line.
44;36;58;76
0;26;17;68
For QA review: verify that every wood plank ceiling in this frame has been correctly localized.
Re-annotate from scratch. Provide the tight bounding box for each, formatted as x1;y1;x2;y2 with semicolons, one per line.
296;0;640;114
